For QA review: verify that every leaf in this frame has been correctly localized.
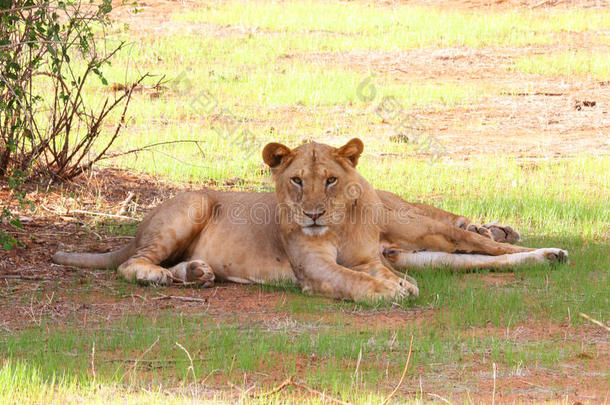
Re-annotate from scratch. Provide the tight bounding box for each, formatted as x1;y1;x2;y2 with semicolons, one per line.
0;231;18;251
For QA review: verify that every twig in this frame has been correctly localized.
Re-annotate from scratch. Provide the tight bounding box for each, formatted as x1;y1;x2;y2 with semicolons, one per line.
290;380;351;405
579;313;610;332
0;274;52;281
255;376;294;397
78;75;150;177
120;336;159;384
46;291;55;306
381;334;414;405
105;236;135;240
99;139;207;160
0;4;40;14
201;368;219;384
427;393;453;404
91;341;96;383
28;295;42;327
175;342;196;381
518;379;553;392
105;358;178;364
492;362;497;405
117;192;135;216
68;209;135;220
229;381;258;397
532;0;567;8
168;274;200;286
153;294;207;303
252;375;352;405
352;347;362;384
531;0;556;8
41;204;136;220
501;91;564;97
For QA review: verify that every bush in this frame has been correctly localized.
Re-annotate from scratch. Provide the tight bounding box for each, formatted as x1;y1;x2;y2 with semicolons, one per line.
0;0;145;180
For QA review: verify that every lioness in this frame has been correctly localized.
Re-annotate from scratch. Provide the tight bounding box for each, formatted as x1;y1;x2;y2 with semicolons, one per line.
53;139;567;301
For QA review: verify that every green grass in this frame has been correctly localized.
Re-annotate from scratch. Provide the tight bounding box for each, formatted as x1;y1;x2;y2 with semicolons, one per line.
361;155;610;240
266;237;609;328
175;1;609;48
1;361;394;405
513;51;610;80
0;307;592;404
66;1;608;189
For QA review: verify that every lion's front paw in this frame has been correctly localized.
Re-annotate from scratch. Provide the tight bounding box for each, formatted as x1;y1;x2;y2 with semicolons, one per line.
135;267;172;286
185;260;215;287
368;279;419;301
397;278;419;298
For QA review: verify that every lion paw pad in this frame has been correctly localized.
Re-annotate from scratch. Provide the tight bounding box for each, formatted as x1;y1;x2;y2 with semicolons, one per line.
541;249;568;264
186;260;215;287
482;221;521;244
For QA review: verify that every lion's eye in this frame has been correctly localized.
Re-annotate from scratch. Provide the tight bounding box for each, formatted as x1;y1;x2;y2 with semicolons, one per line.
291;177;302;186
326;177;337;185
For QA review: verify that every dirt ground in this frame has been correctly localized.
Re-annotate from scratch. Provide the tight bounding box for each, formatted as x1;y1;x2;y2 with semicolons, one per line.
2;167;608;403
113;0;609;159
2;0;609;402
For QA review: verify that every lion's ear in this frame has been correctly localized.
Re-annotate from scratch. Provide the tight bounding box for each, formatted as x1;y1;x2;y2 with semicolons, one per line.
336;138;364;167
262;142;293;168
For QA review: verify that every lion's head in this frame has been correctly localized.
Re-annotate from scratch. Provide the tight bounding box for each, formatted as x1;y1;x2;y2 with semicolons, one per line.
263;138;380;236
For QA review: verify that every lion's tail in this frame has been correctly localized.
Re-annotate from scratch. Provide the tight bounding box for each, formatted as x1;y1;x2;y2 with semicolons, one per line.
52;241;136;269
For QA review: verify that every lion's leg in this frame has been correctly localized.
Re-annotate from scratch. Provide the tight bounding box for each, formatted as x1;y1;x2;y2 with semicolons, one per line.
407;202;520;244
384;247;568;270
378;192;500;241
383;213;533;256
284;240;418;301
407;202;472;227
118;192;215;285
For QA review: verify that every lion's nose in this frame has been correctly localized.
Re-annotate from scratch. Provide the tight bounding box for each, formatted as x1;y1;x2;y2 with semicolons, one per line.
304;210;325;221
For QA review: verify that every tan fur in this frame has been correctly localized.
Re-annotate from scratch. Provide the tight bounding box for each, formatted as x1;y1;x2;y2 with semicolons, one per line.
52;139;567;302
